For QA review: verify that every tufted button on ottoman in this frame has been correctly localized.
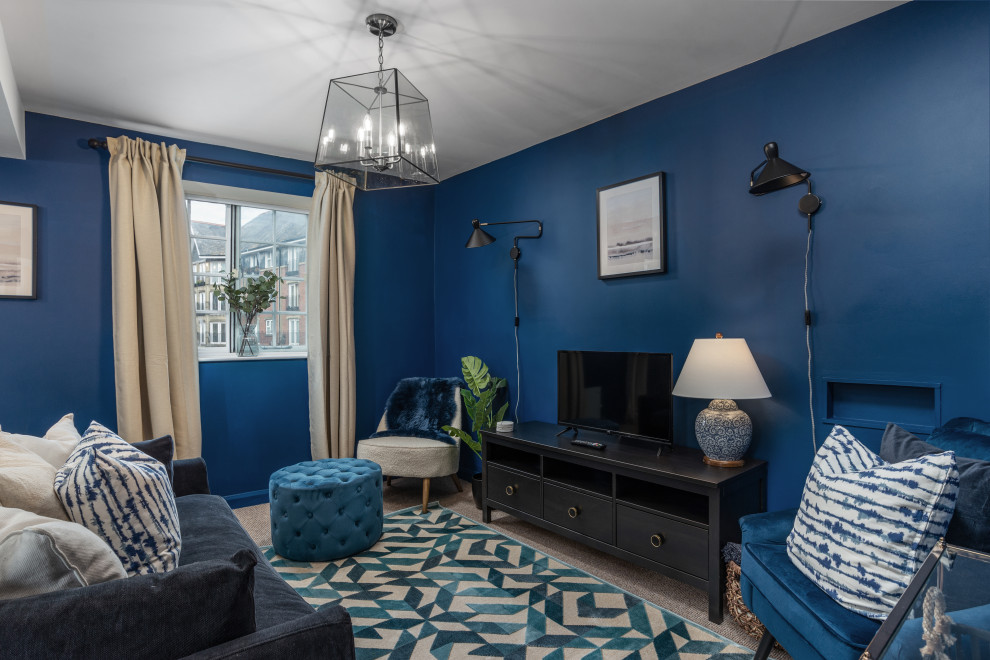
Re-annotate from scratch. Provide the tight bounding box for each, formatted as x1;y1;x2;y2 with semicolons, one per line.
269;458;383;562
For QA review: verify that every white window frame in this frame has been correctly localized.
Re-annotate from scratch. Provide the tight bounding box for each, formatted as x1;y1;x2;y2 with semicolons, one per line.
186;181;309;362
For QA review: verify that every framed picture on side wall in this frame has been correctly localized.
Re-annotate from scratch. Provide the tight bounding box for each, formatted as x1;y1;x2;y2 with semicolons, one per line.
0;201;38;299
597;172;666;279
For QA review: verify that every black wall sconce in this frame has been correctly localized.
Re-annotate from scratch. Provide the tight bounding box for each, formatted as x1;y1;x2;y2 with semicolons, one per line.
749;142;822;225
749;141;822;450
465;218;544;423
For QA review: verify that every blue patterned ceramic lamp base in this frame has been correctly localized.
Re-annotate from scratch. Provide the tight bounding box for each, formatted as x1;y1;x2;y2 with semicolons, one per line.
695;399;752;467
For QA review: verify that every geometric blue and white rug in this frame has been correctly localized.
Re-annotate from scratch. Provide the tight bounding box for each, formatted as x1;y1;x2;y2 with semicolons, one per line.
264;506;753;659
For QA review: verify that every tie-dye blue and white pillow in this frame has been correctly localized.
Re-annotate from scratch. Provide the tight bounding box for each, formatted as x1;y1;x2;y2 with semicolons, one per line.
786;425;958;619
54;422;180;576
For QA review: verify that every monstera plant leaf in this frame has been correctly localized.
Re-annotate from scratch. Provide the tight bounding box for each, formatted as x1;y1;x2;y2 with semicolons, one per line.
495;401;509;424
443;425;480;458
448;356;508;460
461;356;491;398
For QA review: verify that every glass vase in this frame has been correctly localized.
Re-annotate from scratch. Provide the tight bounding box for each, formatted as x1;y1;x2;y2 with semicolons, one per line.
235;314;260;357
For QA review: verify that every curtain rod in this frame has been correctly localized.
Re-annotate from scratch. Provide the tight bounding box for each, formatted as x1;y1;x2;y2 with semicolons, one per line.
87;139;315;182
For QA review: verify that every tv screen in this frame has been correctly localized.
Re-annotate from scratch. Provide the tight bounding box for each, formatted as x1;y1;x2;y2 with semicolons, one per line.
557;350;673;445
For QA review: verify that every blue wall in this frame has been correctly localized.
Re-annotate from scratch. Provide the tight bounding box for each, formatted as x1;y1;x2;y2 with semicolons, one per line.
1;2;987;509
0;113;435;499
433;1;990;508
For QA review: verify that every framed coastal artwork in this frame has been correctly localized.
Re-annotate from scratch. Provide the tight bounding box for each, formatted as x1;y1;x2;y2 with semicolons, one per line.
0;201;38;299
596;172;666;279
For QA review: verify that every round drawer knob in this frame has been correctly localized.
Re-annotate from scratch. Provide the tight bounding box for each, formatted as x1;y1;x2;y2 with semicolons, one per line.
650;534;664;548
567;506;580;519
505;485;516;496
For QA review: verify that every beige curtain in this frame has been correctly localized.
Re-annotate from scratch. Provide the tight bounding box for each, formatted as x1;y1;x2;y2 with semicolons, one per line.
107;136;202;458
307;172;356;459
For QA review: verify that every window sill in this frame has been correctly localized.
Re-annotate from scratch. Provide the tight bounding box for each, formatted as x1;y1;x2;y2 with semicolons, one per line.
198;351;307;363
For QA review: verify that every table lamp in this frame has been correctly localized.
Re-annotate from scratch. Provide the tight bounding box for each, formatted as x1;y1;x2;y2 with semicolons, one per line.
672;334;771;467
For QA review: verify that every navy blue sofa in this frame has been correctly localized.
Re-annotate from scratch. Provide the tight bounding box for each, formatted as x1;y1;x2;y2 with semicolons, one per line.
740;418;990;660
0;456;355;659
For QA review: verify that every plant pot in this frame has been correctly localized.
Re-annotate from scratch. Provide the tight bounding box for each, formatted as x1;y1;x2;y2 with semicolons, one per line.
471;472;483;509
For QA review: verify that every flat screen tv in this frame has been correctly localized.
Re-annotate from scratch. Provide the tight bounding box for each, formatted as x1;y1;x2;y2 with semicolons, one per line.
557;350;673;450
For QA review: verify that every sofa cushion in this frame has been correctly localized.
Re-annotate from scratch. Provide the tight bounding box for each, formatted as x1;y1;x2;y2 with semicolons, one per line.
0;436;69;520
0;549;257;660
787;425;958;618
928;417;990;462
132;434;175;483
742;540;880;659
55;422;180;576
881;423;990;552
0;507;126;599
176;494;314;630
937;416;990;438
1;413;81;468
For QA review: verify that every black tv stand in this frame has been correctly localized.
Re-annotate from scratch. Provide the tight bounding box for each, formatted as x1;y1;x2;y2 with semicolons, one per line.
481;421;767;623
554;426;579;437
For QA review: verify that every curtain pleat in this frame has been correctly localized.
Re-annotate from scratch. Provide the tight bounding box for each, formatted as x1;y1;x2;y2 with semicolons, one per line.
107;136;202;458
307;173;357;459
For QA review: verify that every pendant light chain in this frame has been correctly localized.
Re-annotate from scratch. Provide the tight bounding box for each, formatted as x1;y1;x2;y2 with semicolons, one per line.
377;28;385;88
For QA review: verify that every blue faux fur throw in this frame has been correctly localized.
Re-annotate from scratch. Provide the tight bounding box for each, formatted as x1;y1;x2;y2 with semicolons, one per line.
368;377;463;445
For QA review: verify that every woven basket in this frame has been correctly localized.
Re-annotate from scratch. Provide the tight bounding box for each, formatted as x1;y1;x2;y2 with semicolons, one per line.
726;560;781;650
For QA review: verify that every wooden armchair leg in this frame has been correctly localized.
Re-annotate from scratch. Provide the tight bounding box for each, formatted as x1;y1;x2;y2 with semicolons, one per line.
451;474;463;492
421;478;430;513
386;476;392;486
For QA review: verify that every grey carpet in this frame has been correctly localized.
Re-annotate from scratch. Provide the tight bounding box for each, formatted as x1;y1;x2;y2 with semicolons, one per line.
234;476;790;658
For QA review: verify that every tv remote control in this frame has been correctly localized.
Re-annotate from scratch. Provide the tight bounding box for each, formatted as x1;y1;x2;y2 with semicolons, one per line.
571;439;605;450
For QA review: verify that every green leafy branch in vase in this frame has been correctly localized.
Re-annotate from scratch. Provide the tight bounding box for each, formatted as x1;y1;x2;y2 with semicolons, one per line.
212;269;282;356
443;356;509;459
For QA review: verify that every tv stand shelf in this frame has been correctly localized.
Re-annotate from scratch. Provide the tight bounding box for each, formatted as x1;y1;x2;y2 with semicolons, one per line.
481;421;767;624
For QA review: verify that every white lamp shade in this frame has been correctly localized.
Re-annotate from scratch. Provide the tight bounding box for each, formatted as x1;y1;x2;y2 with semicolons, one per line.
672;338;771;400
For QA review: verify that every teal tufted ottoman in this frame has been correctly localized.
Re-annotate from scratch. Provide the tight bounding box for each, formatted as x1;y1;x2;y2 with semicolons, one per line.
269;458;383;562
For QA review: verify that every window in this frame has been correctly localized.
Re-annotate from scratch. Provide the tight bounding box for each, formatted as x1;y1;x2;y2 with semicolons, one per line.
209;321;227;344
287;283;299;310
288;318;300;346
186;182;309;360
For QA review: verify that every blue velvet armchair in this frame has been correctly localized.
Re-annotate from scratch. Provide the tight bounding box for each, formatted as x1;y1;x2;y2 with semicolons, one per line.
739;508;881;660
740;418;990;660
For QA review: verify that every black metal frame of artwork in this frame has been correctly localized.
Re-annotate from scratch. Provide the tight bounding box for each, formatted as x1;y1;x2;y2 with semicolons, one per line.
0;200;38;300
596;172;666;280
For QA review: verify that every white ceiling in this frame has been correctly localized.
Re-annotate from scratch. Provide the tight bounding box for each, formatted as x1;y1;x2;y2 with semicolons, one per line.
0;0;902;178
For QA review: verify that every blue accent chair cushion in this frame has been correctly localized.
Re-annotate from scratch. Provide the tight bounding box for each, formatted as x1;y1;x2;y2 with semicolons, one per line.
269;458;383;562
881;423;990;552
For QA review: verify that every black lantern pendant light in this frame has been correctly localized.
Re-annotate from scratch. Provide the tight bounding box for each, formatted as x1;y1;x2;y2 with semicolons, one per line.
314;14;439;190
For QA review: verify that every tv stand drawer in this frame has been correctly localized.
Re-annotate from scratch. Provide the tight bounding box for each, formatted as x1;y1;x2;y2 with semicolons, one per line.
616;505;708;579
487;465;541;517
543;483;613;543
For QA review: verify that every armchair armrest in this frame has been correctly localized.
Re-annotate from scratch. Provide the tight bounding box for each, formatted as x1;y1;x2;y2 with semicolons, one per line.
739;508;798;545
182;607;355;659
174;457;211;497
